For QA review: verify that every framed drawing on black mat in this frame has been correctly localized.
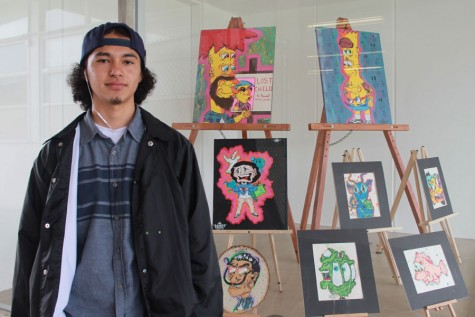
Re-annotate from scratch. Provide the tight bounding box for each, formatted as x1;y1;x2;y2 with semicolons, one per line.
213;138;287;230
417;157;453;221
297;229;379;316
389;231;468;310
332;161;391;229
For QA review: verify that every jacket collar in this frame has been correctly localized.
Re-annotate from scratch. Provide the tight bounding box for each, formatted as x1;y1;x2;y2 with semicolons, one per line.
139;107;174;142
47;107;174;143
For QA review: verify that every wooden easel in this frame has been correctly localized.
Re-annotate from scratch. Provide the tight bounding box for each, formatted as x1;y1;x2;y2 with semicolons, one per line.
424;299;458;317
390;147;461;264
300;113;423;233
331;148;402;285
172;122;298;292
301;17;422;232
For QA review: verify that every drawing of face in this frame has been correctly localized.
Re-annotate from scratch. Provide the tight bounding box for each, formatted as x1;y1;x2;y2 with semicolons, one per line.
339;32;360;77
235;84;253;103
231;162;260;184
208;46;236;82
319;248;357;299
224;253;260;298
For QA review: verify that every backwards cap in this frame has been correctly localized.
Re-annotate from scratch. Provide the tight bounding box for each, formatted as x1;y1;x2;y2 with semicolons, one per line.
81;22;146;68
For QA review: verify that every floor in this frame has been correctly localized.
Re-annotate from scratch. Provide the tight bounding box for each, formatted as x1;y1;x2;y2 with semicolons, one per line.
0;231;473;317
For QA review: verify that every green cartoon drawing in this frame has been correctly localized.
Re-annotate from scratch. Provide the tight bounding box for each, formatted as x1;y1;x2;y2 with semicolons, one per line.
319;248;357;299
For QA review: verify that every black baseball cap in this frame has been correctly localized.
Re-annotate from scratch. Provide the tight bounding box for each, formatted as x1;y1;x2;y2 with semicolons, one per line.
80;22;146;68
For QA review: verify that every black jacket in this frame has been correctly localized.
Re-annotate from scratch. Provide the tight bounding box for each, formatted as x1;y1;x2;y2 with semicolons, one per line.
12;108;223;316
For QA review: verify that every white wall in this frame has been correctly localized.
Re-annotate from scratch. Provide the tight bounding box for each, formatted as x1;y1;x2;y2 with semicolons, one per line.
1;0;474;293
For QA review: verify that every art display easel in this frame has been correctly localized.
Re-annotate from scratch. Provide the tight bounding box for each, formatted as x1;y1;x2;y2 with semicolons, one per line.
331;148;402;285
300;111;423;234
390;147;461;264
172;122;298;292
424;299;458;317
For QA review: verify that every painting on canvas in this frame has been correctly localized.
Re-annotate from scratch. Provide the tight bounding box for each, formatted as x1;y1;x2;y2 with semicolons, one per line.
213;138;287;230
193;27;276;124
316;27;392;124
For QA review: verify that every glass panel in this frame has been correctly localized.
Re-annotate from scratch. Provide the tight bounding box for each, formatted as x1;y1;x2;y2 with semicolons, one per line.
0;0;28;39
0;107;28;140
0;42;28;74
43;34;83;68
0;76;28;105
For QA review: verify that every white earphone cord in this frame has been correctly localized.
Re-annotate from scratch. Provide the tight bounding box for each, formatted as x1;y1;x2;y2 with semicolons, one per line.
84;71;113;129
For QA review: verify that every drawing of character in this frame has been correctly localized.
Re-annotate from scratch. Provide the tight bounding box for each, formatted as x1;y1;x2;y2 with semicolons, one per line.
232;80;254;112
425;172;446;207
217;146;274;225
346;174;375;218
204;75;242;123
226;161;262;218
223;252;260;312
199;29;258;123
319;248;357;299
337;30;376;124
413;252;448;285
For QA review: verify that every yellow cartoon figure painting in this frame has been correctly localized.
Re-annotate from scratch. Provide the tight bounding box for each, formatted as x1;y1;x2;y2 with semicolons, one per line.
338;30;375;124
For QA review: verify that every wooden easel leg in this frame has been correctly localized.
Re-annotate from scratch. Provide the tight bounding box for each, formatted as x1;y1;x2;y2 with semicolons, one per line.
424;308;431;317
441;219;462;264
269;234;283;292
301;132;323;229
310;130;331;229
378;231;402;285
384;131;424;232
448;303;457;316
287;203;300;262
227;234;234;249
331;204;339;229
425;299;458;317
188;129;198;145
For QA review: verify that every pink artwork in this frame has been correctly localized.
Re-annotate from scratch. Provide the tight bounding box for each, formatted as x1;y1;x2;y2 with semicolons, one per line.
216;145;274;225
413;252;448;285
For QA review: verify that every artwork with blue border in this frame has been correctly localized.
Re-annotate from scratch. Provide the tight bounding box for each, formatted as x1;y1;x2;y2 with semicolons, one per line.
316;28;392;124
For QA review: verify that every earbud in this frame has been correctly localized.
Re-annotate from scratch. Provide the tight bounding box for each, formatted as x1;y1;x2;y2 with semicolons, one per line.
84;71;89;83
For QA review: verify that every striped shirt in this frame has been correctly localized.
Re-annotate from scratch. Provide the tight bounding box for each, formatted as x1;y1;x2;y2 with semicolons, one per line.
64;109;145;317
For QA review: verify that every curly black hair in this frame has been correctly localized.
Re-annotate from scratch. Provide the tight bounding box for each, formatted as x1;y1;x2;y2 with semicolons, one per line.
67;63;156;111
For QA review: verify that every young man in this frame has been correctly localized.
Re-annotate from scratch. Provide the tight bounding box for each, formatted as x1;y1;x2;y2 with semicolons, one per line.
12;22;222;317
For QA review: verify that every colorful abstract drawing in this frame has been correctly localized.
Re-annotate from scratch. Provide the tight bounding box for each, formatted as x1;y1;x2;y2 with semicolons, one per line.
193;27;276;124
313;243;363;301
423;167;447;209
316;27;392;124
416;157;453;221
219;245;270;313
344;173;381;219
213;139;287;230
333;161;391;230
390;231;468;310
